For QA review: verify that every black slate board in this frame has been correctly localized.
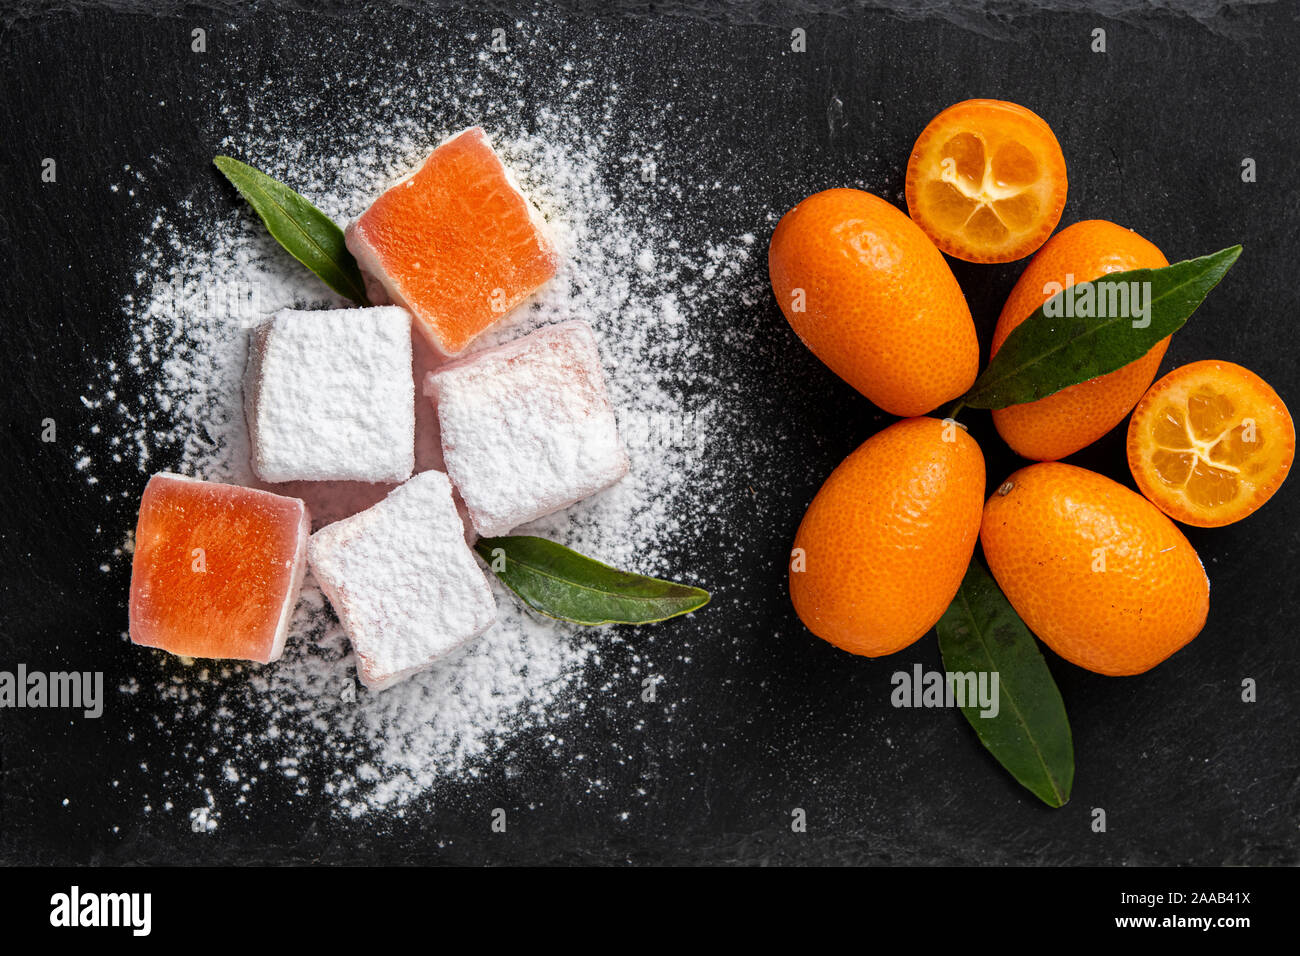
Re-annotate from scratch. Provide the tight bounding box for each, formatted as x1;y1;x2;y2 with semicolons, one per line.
1;0;1297;865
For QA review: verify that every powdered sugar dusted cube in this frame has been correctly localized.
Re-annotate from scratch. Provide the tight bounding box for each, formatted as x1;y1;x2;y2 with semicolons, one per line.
424;320;629;537
307;470;496;690
245;307;415;484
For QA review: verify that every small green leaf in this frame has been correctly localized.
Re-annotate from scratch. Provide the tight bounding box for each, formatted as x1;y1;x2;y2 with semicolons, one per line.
937;560;1074;808
475;535;710;626
964;245;1241;409
213;155;370;305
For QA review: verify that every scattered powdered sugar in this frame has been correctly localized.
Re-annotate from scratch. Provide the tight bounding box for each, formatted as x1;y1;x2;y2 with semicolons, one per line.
82;36;758;817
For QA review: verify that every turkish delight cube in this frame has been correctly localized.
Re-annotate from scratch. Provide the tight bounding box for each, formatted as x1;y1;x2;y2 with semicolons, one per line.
424;320;629;537
307;470;496;690
244;306;415;484
345;126;559;358
129;473;310;664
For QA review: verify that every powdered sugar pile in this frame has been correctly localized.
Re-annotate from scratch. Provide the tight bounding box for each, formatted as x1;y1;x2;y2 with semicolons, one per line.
80;35;759;817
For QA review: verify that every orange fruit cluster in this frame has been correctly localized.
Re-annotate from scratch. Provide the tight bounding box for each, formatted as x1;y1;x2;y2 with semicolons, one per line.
774;97;1292;678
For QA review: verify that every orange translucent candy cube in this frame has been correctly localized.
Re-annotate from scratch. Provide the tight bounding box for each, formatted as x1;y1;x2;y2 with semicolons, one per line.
129;473;310;663
345;126;559;357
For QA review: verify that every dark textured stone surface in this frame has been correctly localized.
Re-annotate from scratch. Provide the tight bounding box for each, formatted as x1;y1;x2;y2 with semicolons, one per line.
0;1;1296;865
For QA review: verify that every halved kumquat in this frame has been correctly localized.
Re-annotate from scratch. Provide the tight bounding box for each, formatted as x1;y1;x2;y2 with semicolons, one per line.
1127;360;1294;527
905;99;1067;263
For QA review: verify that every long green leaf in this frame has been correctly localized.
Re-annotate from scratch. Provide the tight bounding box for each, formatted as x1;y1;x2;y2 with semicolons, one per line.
964;245;1241;409
213;155;370;305
937;560;1074;808
475;536;710;626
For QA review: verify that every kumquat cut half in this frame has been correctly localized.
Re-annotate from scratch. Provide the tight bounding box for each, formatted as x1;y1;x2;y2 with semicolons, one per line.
905;99;1068;263
1127;360;1295;527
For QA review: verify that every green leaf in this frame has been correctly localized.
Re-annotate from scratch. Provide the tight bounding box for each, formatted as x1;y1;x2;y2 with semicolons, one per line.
964;245;1241;409
937;560;1074;808
475;535;710;626
213;155;370;305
